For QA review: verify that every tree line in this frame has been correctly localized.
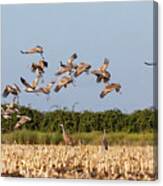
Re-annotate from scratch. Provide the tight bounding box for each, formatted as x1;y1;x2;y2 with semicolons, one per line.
1;104;157;133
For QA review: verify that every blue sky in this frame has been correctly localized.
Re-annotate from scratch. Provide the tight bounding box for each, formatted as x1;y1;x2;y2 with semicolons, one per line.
1;1;154;112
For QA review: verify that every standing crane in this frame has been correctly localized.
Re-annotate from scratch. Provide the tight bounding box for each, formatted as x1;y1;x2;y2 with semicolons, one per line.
59;123;74;145
101;129;108;150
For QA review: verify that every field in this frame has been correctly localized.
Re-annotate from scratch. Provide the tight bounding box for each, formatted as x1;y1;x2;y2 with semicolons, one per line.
1;144;157;180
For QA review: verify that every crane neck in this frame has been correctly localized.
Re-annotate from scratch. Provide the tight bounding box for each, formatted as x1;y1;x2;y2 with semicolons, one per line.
103;129;106;139
61;125;66;135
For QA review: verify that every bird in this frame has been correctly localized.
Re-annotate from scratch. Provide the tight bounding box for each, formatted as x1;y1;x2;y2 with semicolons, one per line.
92;70;111;83
4;107;19;117
20;45;44;59
5;104;19;114
1;110;12;119
54;76;73;92
100;83;121;98
31;60;48;75
67;53;78;67
1;107;11;119
2;113;12;119
14;115;31;129
37;80;56;94
55;64;73;76
144;61;156;66
20;75;41;93
55;53;78;76
74;62;91;77
2;84;21;103
99;58;110;71
2;84;21;98
101;129;108;150
91;58;111;83
1;104;19;119
59;123;74;145
5;102;15;109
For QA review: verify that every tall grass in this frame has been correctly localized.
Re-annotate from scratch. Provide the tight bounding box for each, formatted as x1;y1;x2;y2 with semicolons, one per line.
1;130;62;145
1;130;155;145
72;131;154;145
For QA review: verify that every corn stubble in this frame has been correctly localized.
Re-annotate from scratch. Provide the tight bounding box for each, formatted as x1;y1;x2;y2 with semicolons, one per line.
1;145;157;180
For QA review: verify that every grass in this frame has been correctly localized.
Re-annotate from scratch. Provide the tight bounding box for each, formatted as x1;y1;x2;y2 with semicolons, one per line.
72;131;155;145
1;130;155;145
1;130;62;145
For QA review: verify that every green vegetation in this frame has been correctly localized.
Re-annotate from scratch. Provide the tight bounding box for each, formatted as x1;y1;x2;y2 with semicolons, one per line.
1;129;155;145
1;104;157;144
1;104;157;133
1;130;62;145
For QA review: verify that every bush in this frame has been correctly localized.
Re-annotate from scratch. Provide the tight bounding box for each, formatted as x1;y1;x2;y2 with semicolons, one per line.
1;104;157;134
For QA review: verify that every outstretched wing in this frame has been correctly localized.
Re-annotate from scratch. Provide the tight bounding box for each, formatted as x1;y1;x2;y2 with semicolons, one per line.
91;70;103;76
31;76;40;89
113;83;121;92
74;63;91;77
144;62;156;66
39;60;48;68
60;61;67;67
20;77;32;88
55;66;71;76
54;82;63;92
15;116;31;129
99;58;109;72
14;84;21;93
100;85;113;98
67;53;78;65
104;58;110;65
91;70;103;83
2;86;10;97
20;50;26;54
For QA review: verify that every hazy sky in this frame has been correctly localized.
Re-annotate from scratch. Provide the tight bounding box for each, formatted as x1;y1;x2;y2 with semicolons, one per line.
1;1;155;112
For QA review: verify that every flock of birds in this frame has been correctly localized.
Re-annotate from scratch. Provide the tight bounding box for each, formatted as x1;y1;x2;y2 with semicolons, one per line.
2;45;121;103
2;45;122;149
1;102;31;129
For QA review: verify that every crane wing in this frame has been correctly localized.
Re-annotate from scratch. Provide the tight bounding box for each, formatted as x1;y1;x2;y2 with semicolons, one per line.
20;77;32;88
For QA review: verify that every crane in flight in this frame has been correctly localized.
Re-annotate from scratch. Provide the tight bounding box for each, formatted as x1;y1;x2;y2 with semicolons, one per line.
54;76;74;92
144;60;156;66
100;83;121;98
20;45;44;59
2;84;21;103
56;53;78;75
74;62;91;77
91;58;111;83
20;75;41;93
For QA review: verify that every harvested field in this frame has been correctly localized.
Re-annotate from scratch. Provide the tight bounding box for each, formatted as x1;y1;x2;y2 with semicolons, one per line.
1;145;157;180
